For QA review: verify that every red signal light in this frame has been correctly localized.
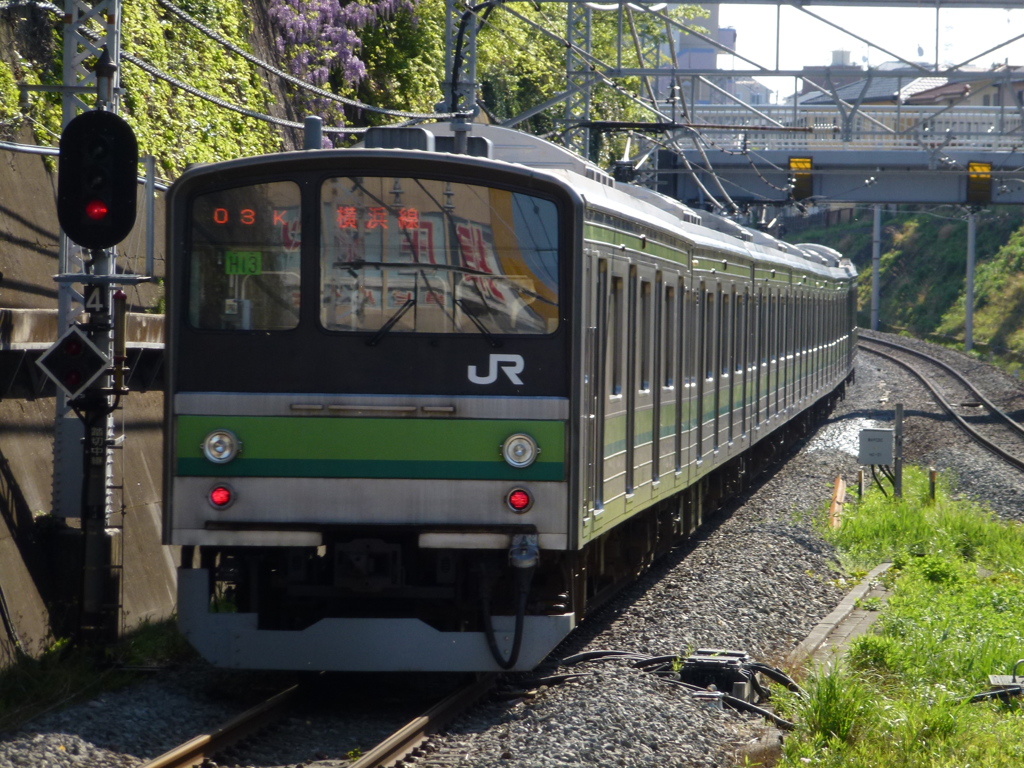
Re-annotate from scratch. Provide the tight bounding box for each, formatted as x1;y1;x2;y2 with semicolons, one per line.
506;488;532;513
209;485;233;508
85;199;109;220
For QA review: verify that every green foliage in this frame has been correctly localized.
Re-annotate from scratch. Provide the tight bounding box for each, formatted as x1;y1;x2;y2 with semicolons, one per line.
823;467;1024;574
120;1;280;176
939;221;1024;362
10;1;280;177
0;58;20;137
780;663;872;748
472;3;707;164
785;207;1024;363
356;2;445;123
776;466;1024;766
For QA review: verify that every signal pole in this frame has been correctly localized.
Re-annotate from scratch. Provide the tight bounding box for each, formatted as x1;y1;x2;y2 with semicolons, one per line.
27;1;138;644
48;1;124;524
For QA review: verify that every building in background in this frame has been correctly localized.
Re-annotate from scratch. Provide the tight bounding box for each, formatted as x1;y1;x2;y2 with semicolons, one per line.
672;3;770;106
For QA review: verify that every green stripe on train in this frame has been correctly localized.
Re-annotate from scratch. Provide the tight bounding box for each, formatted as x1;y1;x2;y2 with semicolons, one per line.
175;415;565;481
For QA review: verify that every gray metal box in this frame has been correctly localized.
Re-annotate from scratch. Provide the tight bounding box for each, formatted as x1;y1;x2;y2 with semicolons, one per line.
858;428;894;465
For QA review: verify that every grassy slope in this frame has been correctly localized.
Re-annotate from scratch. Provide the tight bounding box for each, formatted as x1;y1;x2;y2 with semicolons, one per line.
787;208;1024;369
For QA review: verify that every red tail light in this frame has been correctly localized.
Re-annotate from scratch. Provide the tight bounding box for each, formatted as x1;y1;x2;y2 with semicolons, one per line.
209;485;233;508
506;488;533;513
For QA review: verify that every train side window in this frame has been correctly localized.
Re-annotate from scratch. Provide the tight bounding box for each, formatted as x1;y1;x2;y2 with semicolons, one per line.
733;289;742;374
684;286;696;388
640;279;652;392
704;289;715;381
610;275;624;396
663;284;676;388
188;181;302;331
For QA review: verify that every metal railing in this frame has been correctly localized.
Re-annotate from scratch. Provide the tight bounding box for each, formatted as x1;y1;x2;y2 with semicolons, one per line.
680;104;1024;152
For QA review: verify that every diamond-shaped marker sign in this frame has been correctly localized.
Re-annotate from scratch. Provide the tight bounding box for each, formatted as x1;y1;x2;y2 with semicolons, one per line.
36;326;110;399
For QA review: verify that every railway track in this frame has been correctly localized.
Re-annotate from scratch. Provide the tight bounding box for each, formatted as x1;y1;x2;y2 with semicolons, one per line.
348;674;498;768
858;333;1024;473
137;675;497;768
138;683;299;768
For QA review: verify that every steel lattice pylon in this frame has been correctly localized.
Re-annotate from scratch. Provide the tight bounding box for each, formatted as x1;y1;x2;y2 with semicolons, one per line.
563;2;593;159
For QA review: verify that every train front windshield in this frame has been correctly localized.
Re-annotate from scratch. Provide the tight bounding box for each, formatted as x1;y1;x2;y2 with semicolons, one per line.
188;177;561;337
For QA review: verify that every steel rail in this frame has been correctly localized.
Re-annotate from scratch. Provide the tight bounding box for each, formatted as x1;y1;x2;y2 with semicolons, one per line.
349;674;498;768
858;340;1024;474
860;333;1024;439
137;684;298;768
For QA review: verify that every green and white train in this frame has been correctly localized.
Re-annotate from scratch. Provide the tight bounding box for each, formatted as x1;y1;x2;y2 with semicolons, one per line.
163;124;857;671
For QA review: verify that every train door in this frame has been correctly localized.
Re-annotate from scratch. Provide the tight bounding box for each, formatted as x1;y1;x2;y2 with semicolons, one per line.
781;291;790;412
625;267;638;496
582;256;607;541
713;285;723;453
795;289;804;403
803;291;811;400
639;273;653;493
725;286;737;446
652;273;664;487
695;282;708;460
658;275;677;487
605;268;626;512
772;288;781;418
764;286;774;421
753;286;763;429
678;278;693;481
738;286;749;440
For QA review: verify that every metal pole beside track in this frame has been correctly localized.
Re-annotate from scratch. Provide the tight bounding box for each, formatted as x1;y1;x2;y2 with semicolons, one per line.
872;205;881;331
966;210;976;352
894;402;903;499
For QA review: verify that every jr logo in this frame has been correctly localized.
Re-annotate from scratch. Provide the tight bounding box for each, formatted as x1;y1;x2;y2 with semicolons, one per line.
468;354;525;385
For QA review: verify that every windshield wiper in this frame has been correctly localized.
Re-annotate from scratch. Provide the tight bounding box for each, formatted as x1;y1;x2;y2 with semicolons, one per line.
455;298;501;348
367;297;415;346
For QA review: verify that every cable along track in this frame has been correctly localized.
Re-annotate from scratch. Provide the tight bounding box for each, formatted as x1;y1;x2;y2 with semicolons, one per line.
858;335;1024;473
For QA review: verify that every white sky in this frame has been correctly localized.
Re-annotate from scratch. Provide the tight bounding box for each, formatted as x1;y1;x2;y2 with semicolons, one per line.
715;3;1024;100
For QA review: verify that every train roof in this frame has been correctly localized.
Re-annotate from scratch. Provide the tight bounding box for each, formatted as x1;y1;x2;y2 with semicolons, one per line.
408;124;855;281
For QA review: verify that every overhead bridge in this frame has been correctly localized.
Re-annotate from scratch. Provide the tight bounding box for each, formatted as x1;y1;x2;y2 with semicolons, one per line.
660;148;1024;207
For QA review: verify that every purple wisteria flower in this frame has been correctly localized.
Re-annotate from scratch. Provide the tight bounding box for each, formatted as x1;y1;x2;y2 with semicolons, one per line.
269;0;415;87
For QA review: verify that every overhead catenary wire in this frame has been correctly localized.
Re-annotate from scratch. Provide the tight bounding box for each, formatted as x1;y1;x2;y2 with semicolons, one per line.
117;49;367;134
493;1;737;210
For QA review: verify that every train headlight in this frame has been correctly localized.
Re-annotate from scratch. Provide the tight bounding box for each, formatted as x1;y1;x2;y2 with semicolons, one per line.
202;429;241;464
501;433;538;468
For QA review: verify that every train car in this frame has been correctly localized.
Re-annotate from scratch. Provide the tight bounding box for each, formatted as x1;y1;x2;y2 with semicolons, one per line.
163;124;856;671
